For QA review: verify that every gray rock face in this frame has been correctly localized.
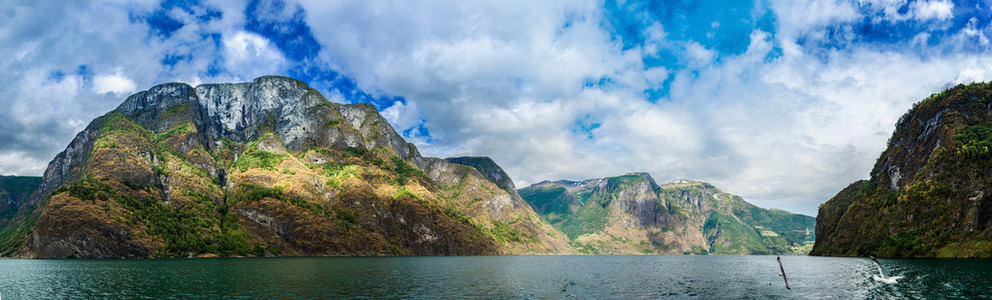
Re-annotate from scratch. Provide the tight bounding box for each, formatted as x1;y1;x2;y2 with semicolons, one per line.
27;120;103;208
116;76;420;157
117;83;201;133
32;76;422;204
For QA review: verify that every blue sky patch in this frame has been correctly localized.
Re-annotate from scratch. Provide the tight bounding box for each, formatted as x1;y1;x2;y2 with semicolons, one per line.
245;0;321;61
572;116;602;140
600;0;778;99
240;0;407;111
137;0;222;39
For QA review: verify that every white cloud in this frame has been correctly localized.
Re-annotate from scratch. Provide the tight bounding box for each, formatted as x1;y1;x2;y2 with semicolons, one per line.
93;71;138;96
770;0;861;41
861;0;911;21
910;0;954;21
0;0;260;176
860;0;955;22
0;151;51;176
956;65;992;84
684;41;716;66
222;31;288;80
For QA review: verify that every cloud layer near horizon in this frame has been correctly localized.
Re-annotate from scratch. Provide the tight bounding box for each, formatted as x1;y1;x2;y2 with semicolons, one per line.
2;0;991;215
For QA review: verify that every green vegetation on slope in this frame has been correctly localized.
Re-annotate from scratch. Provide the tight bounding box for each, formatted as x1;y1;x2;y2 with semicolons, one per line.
57;176;261;257
0;200;43;256
521;185;608;240
0;176;42;221
0;176;42;201
233;140;289;173
556;193;609;239
231;183;331;217
518;185;571;216
387;157;425;186
703;211;769;254
956;124;992;158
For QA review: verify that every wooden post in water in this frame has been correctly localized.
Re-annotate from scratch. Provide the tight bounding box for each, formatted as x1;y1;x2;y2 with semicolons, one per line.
777;256;791;290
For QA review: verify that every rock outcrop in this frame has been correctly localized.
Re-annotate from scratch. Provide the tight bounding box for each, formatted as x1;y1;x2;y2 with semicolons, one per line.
0;76;571;258
811;83;992;258
519;173;815;254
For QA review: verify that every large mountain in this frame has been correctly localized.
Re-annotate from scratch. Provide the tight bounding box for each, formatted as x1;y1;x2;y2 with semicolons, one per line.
811;83;992;258
0;76;571;258
519;173;815;254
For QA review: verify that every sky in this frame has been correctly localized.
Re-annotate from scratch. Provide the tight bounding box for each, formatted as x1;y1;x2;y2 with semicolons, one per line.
2;0;992;216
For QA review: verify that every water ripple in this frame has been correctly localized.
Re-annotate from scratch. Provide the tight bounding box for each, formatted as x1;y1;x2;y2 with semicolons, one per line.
1;256;990;299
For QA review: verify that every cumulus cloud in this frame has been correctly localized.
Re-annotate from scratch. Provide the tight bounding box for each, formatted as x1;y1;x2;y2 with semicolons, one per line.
770;0;861;41
861;0;956;22
0;0;281;176
0;1;147;175
222;31;288;80
93;71;138;96
910;0;955;21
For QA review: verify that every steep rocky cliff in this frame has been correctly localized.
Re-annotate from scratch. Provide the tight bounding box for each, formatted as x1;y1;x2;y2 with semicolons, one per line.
0;76;571;258
811;83;992;258
519;173;815;254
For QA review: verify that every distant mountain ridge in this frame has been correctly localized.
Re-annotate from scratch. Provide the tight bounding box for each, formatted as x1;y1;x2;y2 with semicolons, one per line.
0;176;41;227
519;173;816;254
811;83;992;258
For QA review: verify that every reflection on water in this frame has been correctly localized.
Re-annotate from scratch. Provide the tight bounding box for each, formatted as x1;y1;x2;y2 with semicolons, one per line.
1;255;990;299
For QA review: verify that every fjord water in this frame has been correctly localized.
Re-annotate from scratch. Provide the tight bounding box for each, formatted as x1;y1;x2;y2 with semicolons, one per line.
1;256;990;299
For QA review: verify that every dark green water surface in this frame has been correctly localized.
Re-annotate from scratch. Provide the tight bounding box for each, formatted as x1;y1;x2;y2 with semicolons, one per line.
0;255;990;299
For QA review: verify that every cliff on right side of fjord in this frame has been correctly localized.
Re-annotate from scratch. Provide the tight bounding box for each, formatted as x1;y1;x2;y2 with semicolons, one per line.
811;82;992;258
